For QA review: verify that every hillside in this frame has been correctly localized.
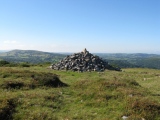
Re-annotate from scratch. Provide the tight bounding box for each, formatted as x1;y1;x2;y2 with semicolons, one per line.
97;53;160;69
0;66;160;119
0;50;9;53
0;50;66;63
0;50;160;69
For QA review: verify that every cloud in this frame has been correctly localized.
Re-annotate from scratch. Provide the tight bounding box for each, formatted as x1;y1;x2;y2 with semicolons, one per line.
3;40;17;44
0;40;26;50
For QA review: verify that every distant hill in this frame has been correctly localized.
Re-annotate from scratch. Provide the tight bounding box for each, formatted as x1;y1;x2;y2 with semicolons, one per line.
0;50;9;53
0;50;66;63
0;50;160;69
97;53;160;69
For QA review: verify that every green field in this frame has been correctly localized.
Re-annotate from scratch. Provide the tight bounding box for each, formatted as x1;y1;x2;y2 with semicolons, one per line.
0;66;160;120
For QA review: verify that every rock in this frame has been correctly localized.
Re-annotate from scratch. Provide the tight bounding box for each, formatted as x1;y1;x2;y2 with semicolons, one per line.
129;94;133;97
50;48;121;72
122;116;128;120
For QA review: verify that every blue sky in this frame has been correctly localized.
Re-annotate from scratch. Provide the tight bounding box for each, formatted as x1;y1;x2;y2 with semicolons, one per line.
0;0;159;53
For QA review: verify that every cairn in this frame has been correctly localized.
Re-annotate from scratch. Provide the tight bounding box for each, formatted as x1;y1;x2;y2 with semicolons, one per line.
50;48;121;72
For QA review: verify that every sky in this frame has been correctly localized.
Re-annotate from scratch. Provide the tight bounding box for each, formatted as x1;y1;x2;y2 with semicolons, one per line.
0;0;160;53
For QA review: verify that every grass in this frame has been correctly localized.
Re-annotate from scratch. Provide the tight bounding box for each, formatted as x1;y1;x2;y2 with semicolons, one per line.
0;66;160;119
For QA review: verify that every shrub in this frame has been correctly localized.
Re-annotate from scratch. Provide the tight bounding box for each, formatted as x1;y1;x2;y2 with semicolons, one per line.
19;63;30;67
0;60;10;66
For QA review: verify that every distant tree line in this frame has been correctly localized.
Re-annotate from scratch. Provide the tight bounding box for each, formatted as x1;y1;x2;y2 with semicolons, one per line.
106;58;160;69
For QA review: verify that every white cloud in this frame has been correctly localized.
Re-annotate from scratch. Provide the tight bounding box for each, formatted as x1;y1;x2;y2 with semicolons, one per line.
0;40;26;50
3;40;17;44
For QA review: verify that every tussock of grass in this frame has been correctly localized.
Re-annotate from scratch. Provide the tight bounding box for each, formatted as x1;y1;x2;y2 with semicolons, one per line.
2;80;24;89
31;73;68;87
125;97;160;119
0;68;68;89
0;97;17;120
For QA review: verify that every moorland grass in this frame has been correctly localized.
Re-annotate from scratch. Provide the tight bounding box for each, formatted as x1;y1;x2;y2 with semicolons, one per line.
0;66;160;120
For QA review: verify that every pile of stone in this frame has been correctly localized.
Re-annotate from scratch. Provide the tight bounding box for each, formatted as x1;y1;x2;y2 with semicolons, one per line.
50;48;121;72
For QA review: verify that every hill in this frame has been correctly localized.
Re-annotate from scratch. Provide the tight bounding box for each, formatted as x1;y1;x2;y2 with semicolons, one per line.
97;53;160;69
0;50;160;69
0;66;160;119
0;50;66;63
0;50;9;53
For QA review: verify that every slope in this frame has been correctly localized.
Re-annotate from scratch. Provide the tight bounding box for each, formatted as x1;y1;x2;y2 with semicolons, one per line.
0;50;66;63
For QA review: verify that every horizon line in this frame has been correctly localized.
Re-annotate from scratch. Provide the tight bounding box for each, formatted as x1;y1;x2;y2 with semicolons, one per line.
0;49;160;55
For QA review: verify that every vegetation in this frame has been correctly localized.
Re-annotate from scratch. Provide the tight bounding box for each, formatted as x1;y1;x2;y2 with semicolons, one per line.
1;50;160;69
97;53;160;69
0;65;160;119
0;50;65;64
0;60;10;66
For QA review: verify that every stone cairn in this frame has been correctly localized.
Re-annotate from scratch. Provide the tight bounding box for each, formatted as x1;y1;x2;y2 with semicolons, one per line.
50;48;121;72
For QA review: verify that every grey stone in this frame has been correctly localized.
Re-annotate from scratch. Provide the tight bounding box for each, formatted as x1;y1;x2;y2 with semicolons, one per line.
50;48;121;72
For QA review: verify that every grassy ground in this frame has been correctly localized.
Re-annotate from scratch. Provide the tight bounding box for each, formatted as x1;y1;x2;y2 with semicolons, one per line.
0;66;160;120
